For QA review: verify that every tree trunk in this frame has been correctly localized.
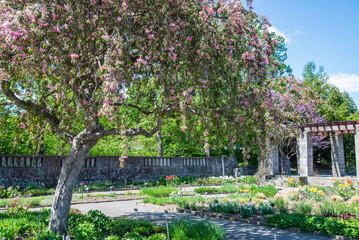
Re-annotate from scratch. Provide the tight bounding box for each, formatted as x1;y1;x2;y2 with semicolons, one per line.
157;123;163;157
205;140;210;157
284;155;291;175
296;136;300;175
49;134;97;235
205;148;210;157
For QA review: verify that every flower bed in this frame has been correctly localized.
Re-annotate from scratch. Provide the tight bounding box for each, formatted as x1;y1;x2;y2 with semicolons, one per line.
0;208;226;240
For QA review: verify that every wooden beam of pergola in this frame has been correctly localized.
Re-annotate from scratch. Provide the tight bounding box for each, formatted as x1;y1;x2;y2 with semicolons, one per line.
297;121;359;136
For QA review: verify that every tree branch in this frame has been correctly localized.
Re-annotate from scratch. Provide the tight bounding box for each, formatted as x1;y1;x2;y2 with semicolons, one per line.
114;102;157;116
0;81;74;144
81;124;160;142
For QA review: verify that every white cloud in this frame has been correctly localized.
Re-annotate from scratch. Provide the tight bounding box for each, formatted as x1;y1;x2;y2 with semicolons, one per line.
268;26;292;43
328;73;359;92
268;26;303;44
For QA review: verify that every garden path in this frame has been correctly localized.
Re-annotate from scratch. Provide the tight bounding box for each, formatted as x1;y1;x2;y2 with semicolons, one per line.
72;199;331;240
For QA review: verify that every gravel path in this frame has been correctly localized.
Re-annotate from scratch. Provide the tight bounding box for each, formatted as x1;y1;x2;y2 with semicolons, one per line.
72;199;331;240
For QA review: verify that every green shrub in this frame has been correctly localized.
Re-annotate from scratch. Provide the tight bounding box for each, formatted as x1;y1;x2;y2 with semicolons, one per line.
0;209;51;239
273;197;288;213
194;186;218;194
194;176;236;185
0;209;166;239
267;213;359;239
139;186;179;197
257;203;274;216
240;204;254;218
37;231;62;240
219;184;239;193
237;176;259;184
0;186;20;199
25;184;39;191
143;196;176;205
194;184;244;194
210;200;240;214
317;200;349;216
123;231;143;239
170;219;226;240
293;201;312;215
181;176;195;184
256;185;278;197
146;233;167;239
25;188;52;197
104;235;121;240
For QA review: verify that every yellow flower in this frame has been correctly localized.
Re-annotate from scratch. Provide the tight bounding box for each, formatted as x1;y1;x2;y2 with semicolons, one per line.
285;183;287;186
298;180;301;183
349;201;352;205
355;207;358;211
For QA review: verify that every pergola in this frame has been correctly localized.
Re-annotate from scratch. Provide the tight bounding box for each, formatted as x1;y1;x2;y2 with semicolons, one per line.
266;121;359;179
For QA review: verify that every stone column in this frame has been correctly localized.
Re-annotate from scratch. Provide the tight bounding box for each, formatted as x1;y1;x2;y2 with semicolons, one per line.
298;131;313;176
355;125;359;180
266;145;280;175
330;133;345;177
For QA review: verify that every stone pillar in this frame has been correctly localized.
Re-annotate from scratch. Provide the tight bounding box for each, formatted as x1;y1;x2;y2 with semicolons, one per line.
266;145;280;175
330;133;345;177
298;131;313;176
355;125;359;180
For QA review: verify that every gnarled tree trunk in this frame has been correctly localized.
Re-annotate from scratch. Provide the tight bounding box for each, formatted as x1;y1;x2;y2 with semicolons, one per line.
49;134;98;235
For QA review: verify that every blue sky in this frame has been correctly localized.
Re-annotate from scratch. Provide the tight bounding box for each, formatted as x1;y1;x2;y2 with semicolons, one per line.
252;0;359;106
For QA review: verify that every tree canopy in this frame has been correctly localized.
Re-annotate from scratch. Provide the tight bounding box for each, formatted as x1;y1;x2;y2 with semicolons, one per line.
0;0;300;233
302;61;359;121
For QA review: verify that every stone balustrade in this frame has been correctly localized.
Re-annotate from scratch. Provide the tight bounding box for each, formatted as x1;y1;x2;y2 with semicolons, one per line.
0;155;237;188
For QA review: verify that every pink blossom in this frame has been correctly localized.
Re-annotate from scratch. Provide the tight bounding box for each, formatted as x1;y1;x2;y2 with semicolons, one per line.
70;53;79;58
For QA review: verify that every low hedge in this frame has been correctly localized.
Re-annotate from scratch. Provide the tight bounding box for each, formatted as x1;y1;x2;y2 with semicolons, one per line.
267;213;359;239
194;184;278;197
138;186;179;197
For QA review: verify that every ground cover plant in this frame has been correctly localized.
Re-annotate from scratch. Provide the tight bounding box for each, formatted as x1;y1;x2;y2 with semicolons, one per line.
267;213;359;239
0;185;53;199
194;184;278;198
0;208;226;240
143;195;208;211
193;176;259;186
169;219;226;240
140;176;359;239
138;186;179;197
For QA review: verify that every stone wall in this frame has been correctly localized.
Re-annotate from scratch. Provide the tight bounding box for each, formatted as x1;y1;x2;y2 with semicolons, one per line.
0;155;237;188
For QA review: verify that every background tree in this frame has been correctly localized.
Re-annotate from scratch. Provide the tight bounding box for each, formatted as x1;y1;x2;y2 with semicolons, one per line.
302;61;359;169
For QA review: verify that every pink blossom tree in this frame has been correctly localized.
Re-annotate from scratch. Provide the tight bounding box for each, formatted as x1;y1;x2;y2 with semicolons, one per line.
1;0;286;233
